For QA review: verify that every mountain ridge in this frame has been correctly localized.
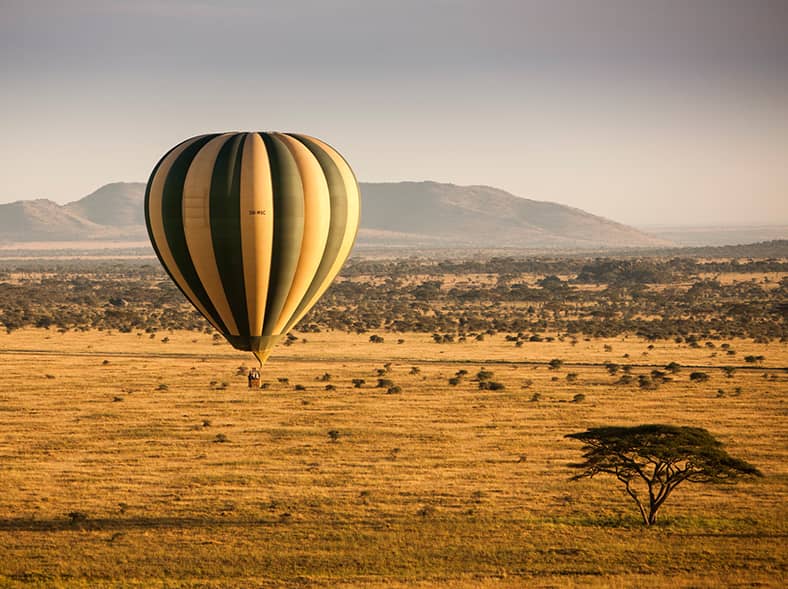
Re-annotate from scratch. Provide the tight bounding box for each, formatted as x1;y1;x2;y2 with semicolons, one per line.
0;181;668;249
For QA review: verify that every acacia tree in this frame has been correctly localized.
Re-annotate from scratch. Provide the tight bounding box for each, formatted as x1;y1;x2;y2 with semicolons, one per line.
565;424;762;526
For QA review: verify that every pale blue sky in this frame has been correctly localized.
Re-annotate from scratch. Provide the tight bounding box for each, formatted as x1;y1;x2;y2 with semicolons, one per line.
2;0;786;226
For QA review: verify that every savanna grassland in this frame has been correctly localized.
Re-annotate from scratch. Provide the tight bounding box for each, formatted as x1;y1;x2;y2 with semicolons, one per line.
0;252;786;587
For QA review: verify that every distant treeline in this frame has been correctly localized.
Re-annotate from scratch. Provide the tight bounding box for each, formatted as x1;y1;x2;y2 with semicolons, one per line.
0;255;785;342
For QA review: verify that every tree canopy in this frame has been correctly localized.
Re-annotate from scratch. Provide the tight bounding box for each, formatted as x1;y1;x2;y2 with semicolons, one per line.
565;424;762;525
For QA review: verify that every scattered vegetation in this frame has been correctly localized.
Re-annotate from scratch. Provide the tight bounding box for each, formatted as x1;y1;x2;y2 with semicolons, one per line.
1;256;785;341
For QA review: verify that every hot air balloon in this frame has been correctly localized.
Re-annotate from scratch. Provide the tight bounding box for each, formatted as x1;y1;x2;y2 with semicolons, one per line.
145;132;360;367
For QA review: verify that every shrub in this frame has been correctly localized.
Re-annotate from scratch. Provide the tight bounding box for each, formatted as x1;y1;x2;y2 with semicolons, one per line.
377;378;394;388
572;393;586;403
476;369;494;381
548;359;563;370
68;511;88;524
352;379;365;388
387;385;402;394
638;375;657;390
328;430;340;442
690;371;710;382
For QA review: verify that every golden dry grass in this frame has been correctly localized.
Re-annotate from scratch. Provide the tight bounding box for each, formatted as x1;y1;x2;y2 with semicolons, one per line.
0;329;785;587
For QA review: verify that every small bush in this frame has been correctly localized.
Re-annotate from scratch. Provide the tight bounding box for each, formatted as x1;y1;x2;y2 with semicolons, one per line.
572;393;586;403
690;371;710;382
476;369;494;381
548;359;563;370
328;430;340;442
68;511;88;524
352;379;365;388
387;385;402;394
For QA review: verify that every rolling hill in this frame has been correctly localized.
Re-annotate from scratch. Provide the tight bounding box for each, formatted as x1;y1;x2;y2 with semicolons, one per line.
0;181;667;249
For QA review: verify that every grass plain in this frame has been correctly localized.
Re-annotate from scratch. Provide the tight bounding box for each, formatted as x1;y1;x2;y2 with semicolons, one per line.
0;328;785;587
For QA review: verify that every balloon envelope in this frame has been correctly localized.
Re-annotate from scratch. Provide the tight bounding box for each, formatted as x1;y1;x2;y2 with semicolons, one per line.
145;132;360;365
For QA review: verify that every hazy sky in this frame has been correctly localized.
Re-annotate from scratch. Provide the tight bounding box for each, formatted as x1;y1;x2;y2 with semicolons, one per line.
2;0;787;226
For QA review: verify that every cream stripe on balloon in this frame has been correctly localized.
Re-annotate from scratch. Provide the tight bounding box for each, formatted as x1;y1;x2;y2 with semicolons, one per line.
283;135;360;333
271;133;331;334
239;133;274;336
182;133;240;336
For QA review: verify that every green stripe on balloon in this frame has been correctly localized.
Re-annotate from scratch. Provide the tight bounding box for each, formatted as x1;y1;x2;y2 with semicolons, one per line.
210;133;250;339
259;133;305;336
283;134;349;332
159;134;230;335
